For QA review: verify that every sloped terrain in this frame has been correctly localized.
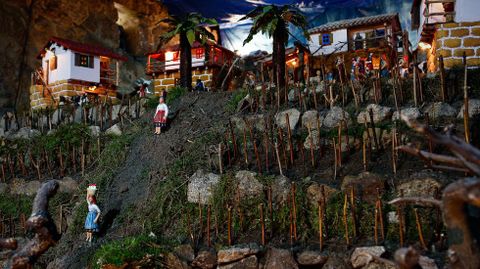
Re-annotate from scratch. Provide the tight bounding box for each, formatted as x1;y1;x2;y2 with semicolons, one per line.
43;92;232;268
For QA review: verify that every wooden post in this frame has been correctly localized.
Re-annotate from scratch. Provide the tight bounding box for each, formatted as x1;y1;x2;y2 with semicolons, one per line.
285;114;294;166
307;124;315;167
413;56;418;107
291;182;297;241
267;186;273;238
362;139;368;171
318;200;324;251
368;108;380;151
463;52;470;144
227;206;232;246
274;142;283;176
218;143;223;174
264;130;269;172
229;120;237;159
207;205;211;247
350;187;357;238
439;55;446;101
240;127;249;167
259;203;265;245
343;192;350;245
414;208;427;250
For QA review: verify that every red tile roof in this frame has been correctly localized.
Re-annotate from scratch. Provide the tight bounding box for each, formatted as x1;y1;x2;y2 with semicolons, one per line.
37;37;128;61
308;13;401;34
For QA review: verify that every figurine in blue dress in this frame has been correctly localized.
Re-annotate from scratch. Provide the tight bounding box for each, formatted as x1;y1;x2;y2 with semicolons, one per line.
85;193;101;242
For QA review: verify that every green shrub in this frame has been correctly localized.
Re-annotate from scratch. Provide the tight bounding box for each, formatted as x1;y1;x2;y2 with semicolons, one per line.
92;235;164;268
166;87;188;105
226;90;248;113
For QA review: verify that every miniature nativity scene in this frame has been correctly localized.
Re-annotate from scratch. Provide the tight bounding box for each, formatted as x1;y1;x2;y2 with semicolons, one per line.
1;0;480;268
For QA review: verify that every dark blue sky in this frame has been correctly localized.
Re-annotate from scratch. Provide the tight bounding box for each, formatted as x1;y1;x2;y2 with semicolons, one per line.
162;0;413;55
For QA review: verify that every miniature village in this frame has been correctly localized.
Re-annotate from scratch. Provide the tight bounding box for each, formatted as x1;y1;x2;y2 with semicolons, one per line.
0;0;480;268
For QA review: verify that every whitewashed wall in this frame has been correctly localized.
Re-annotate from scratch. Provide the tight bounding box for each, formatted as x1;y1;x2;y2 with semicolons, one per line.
41;43;100;84
309;29;348;56
69;52;100;83
456;0;480;22
42;44;71;84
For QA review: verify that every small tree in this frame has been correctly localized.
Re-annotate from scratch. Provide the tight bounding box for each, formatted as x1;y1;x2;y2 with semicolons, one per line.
160;13;217;90
241;5;309;107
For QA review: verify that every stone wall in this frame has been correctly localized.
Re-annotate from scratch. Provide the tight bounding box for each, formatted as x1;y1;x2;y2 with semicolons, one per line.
434;21;480;69
30;81;118;110
152;68;214;94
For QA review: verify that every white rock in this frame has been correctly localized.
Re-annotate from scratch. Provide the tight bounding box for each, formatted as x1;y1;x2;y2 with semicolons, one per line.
89;126;101;137
323;106;350;128
424;102;456;119
275;108;301;130
187;169;220;204
357;104;393;124
457;99;480;118
351;246;386;268
235;170;263;199
105;124;122;136
302;110;321;130
393;107;422;121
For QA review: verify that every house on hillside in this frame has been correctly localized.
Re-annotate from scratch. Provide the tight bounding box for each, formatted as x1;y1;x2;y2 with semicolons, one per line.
411;0;480;72
30;37;127;110
253;43;310;84
145;39;236;93
307;13;404;77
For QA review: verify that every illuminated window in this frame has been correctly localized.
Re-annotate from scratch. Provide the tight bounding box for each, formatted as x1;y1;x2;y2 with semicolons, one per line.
321;33;333;46
74;53;94;68
165;51;174;61
195;48;204;59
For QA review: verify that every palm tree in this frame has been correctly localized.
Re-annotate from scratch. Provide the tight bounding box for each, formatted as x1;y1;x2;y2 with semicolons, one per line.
241;5;309;105
160;13;217;90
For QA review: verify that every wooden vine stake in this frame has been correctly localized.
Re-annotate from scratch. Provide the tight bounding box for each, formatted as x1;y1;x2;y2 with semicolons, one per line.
242;128;249;166
259;203;265;245
285;114;294;166
343;192;350;245
307;124;315;167
414;208;428;250
227;206;232;246
318;200;324;251
439;55;446;101
218;143;223;174
274;142;283;176
291;182;297;241
463;52;470;144
350;187;357;238
207;205;211;247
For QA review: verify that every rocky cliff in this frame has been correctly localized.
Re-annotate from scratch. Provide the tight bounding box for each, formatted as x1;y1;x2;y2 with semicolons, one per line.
0;0;170;111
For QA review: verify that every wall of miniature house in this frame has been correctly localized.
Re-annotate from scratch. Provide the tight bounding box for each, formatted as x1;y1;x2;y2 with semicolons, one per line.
152;67;213;94
310;29;348;56
433;21;480;69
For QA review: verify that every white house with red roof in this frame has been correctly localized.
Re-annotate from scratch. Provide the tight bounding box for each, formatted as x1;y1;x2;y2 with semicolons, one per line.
30;37;127;109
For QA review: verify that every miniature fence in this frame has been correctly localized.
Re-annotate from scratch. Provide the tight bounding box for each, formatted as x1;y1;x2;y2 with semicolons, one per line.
0;214;27;238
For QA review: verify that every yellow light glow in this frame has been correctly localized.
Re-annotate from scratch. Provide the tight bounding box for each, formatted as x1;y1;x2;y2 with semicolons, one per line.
165;51;174;61
418;41;432;50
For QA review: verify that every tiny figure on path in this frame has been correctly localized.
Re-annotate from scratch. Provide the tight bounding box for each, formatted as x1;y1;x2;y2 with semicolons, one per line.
154;96;169;135
85;184;101;242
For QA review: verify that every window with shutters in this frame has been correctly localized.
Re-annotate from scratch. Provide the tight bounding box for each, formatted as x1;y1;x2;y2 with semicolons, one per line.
74;53;94;68
50;56;57;70
320;33;333;46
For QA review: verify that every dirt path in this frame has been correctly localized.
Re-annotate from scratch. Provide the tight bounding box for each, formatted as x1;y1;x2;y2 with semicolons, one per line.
44;92;231;269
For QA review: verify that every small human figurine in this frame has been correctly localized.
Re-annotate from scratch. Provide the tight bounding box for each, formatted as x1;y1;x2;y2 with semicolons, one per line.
194;79;205;92
85;185;101;242
154;97;169;135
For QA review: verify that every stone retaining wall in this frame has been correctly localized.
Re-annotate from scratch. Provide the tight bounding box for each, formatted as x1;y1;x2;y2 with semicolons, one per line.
152;67;213;95
433;21;480;70
30;80;118;110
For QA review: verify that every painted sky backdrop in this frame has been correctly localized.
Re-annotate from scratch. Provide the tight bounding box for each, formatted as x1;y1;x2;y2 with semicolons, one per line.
162;0;414;55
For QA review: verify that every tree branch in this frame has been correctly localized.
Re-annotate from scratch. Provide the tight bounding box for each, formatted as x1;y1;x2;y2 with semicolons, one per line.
389;197;442;207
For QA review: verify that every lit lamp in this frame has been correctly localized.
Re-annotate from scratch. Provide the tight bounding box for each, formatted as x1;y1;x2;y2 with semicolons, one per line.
165;51;174;61
418;41;432;50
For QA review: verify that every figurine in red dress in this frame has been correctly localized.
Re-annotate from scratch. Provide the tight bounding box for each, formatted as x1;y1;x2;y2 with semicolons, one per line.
154;97;169;135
